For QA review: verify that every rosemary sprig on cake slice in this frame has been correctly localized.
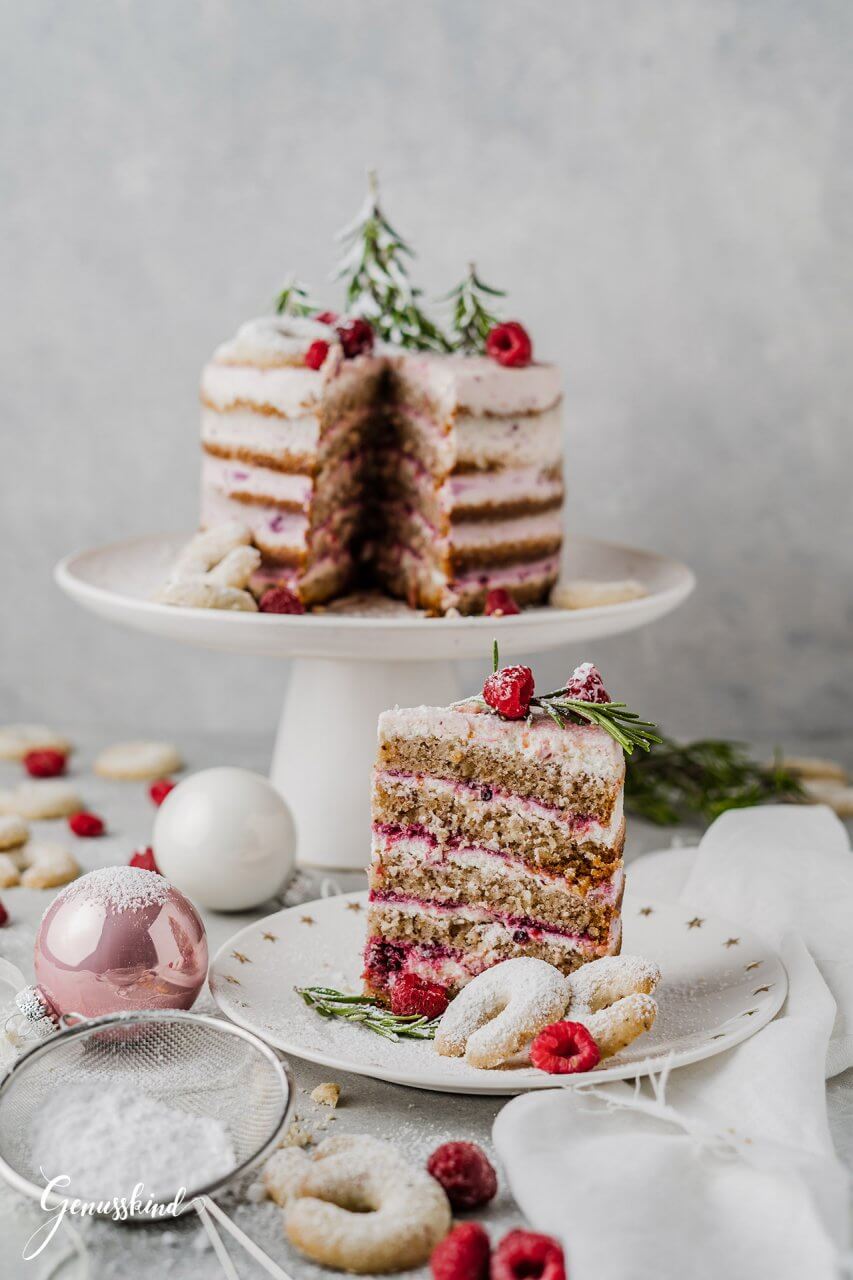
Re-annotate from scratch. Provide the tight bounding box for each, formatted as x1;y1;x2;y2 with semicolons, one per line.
440;262;506;353
458;643;661;756
297;986;440;1041
334;170;451;352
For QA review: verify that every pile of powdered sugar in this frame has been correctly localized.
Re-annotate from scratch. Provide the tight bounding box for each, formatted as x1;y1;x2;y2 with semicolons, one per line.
58;865;171;913
29;1083;235;1201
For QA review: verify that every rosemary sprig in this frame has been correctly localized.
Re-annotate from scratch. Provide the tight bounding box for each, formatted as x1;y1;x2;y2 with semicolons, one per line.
296;986;439;1041
440;262;506;353
625;737;805;825
532;687;661;755
274;275;315;317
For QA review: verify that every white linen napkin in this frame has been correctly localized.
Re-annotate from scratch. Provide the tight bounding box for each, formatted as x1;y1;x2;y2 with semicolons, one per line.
493;805;852;1280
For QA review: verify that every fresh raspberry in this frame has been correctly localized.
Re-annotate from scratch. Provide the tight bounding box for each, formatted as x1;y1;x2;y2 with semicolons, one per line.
485;588;520;617
314;310;338;325
427;1142;497;1210
68;812;105;838
390;973;449;1020
431;1222;490;1280
129;847;161;874
564;661;610;704
304;340;330;370
336;317;374;358
0;899;8;927
482;665;534;720
149;778;176;807
23;749;66;778
492;1230;565;1280
529;1020;600;1075
485;321;533;369
259;586;305;615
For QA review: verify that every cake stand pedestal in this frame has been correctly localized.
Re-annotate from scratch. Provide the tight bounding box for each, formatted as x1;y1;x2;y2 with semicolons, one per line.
56;531;694;870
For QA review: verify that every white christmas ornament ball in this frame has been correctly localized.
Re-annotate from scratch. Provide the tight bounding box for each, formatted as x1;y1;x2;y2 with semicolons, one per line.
153;768;296;911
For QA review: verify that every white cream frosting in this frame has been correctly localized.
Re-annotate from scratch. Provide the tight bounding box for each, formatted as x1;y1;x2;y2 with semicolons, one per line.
448;465;563;508
201;407;321;461
450;507;562;549
202;454;313;508
395;354;562;417
379;704;625;784
213;314;334;366
200;489;308;551
201;362;325;417
452;553;561;590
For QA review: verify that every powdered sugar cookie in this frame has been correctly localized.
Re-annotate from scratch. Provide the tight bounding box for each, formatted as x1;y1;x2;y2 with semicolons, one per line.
0;815;29;851
566;954;661;1059
157;524;260;612
272;1135;451;1274
781;755;847;784
0;853;21;888
550;578;647;609
157;580;258;611
20;843;80;889
94;741;183;781
0;724;71;761
801;779;853;817
264;1147;311;1207
580;992;658;1058
9;780;83;820
171;523;253;579
435;957;570;1069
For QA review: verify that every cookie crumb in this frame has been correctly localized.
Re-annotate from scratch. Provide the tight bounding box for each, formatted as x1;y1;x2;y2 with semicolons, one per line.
311;1083;340;1109
280;1118;313;1149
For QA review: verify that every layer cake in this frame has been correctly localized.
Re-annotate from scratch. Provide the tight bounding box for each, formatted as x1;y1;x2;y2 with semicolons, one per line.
199;315;563;613
363;698;626;999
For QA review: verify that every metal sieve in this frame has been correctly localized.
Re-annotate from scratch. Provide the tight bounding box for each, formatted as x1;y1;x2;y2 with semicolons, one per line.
0;1009;293;1220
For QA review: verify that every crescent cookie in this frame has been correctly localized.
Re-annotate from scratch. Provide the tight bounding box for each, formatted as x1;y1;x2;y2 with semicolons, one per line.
157;524;260;612
566;954;662;1060
157;580;258;611
0;853;22;887
550;578;647;609
267;1135;451;1274
435;957;570;1069
0;815;29;851
94;741;183;781
5;780;83;820
0;724;71;761
20;843;80;890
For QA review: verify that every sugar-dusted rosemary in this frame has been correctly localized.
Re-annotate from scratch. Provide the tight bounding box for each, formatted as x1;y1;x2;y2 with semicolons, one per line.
296;986;439;1041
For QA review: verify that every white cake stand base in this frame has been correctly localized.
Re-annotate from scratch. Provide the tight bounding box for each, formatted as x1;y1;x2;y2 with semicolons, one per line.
56;531;694;870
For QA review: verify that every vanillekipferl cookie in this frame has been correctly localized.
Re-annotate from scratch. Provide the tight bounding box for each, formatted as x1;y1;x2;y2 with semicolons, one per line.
0;724;71;761
0;815;29;850
94;741;183;781
0;781;83;820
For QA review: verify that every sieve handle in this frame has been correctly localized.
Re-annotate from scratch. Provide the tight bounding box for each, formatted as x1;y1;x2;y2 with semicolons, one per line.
195;1195;296;1280
195;1200;241;1280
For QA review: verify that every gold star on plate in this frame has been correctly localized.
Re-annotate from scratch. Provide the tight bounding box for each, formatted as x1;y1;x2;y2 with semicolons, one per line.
224;974;241;986
753;985;772;995
262;932;277;942
687;917;704;929
745;961;762;972
724;937;740;948
346;902;362;912
300;915;316;925
638;907;654;917
743;1008;758;1017
231;951;251;964
711;1033;726;1040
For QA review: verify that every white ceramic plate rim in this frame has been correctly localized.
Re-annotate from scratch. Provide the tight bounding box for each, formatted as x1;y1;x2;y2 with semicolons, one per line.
210;892;788;1096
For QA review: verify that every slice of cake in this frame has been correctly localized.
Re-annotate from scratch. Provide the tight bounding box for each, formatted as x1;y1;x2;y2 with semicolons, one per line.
199;318;563;614
363;659;656;1000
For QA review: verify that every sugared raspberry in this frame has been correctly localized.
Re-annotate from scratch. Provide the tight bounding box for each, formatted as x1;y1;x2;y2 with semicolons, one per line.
304;340;330;370
485;588;520;617
129;847;161;874
565;661;611;704
149;778;176;807
427;1141;497;1210
529;1020;600;1075
0;899;8;927
314;310;338;325
431;1222;490;1280
68;812;105;838
485;321;532;369
23;749;66;778
492;1230;566;1280
336;317;374;358
390;973;449;1020
482;665;534;720
259;586;305;615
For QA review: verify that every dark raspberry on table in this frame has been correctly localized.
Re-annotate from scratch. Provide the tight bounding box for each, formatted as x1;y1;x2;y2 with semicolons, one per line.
23;749;66;778
68;812;105;838
149;778;176;807
427;1141;498;1211
491;1229;566;1280
0;899;8;927
129;847;161;874
482;665;535;720
430;1222;490;1280
485;321;533;369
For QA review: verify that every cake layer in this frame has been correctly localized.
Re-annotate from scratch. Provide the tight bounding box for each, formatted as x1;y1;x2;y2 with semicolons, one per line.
392;354;562;418
378;705;624;815
372;771;624;882
449;556;560;613
201;408;321;472
390;403;563;475
369;827;623;938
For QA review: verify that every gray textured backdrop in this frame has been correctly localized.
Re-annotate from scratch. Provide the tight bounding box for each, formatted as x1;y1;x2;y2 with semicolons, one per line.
2;0;851;742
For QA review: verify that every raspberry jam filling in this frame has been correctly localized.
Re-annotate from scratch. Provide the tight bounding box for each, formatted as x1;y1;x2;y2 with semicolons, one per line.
367;888;603;947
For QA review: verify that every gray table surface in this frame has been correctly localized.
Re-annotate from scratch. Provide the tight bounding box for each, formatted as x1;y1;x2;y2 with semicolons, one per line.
1;728;851;1279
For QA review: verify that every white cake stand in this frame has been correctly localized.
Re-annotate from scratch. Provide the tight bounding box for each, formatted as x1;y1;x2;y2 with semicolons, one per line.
56;532;694;870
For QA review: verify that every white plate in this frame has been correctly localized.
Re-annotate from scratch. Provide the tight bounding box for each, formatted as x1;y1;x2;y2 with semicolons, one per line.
209;891;787;1095
55;531;695;660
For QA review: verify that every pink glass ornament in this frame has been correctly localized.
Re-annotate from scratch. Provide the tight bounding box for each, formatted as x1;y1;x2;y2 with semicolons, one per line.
33;869;208;1020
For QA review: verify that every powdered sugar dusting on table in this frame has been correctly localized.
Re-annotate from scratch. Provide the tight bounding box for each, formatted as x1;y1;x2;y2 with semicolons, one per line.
57;865;171;912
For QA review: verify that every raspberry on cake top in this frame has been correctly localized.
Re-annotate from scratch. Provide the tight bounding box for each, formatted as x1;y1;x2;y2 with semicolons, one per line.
363;653;659;1000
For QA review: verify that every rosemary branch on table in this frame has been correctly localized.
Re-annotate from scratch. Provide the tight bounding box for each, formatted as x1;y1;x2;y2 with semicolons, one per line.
624;736;806;825
296;986;440;1041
